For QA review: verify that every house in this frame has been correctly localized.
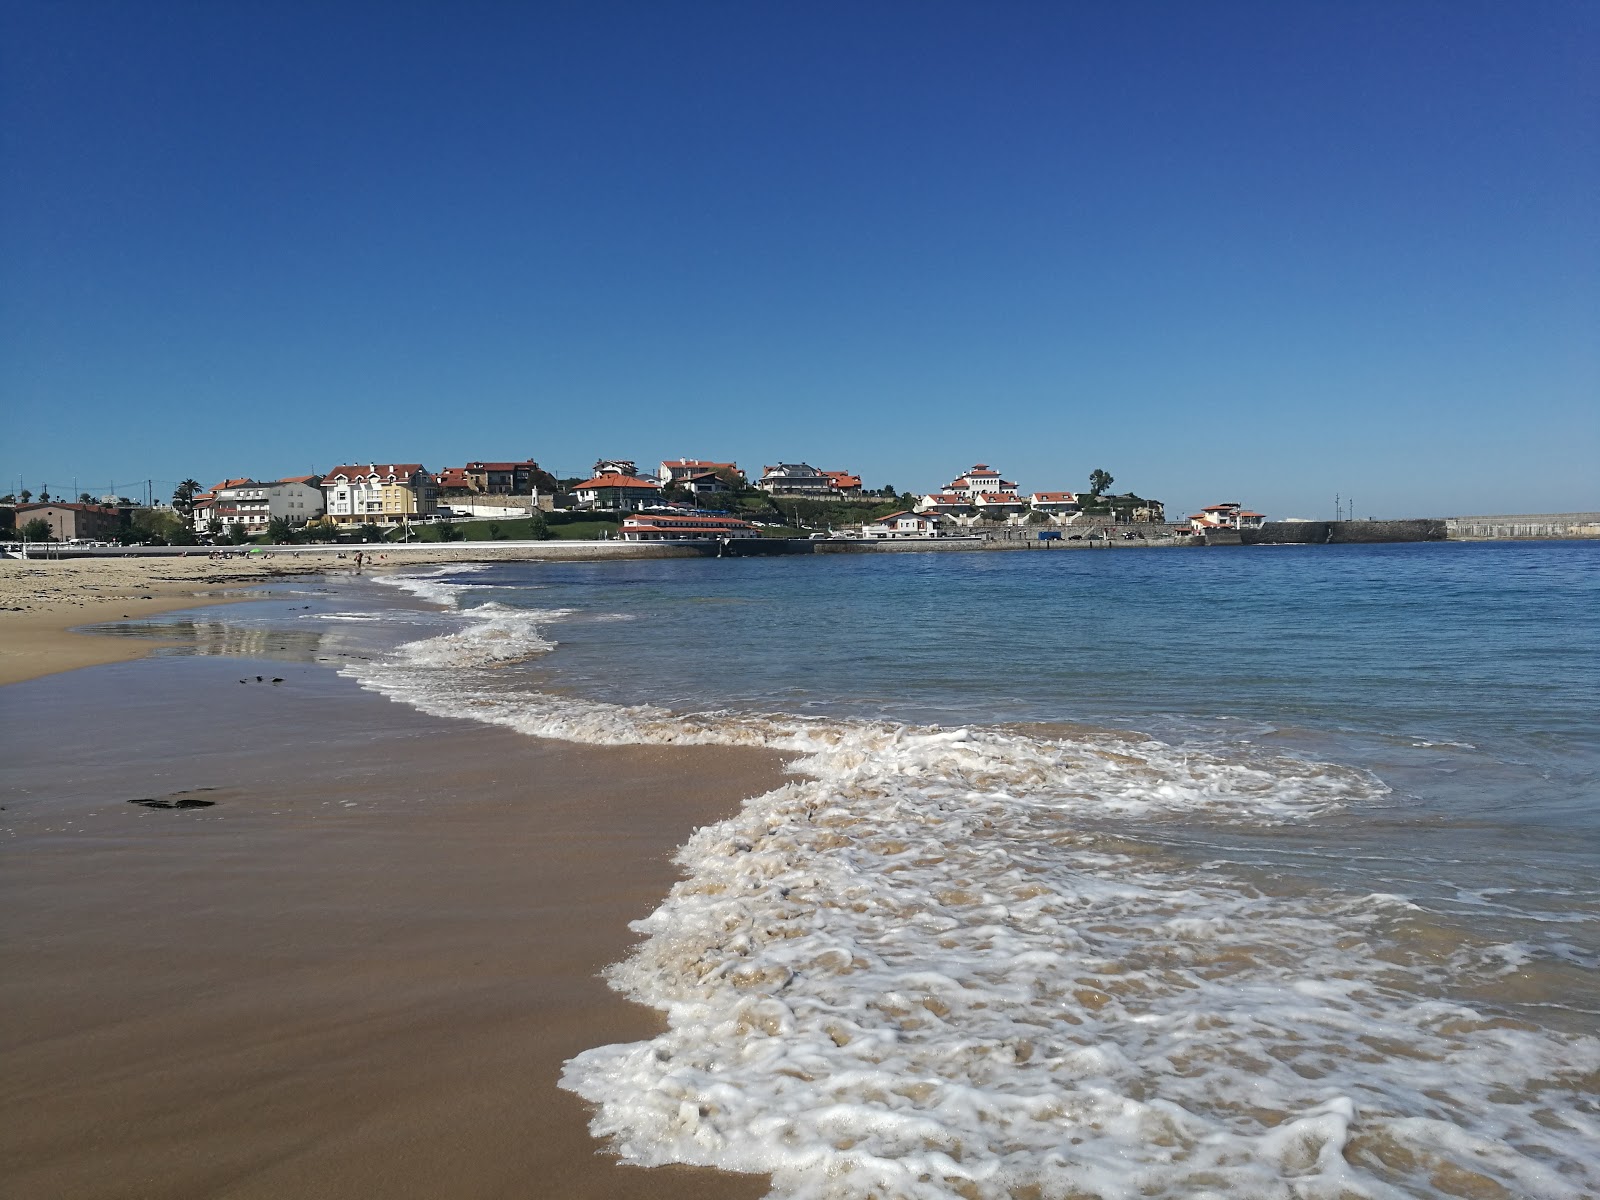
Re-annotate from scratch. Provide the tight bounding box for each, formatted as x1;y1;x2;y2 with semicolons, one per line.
943;464;1019;500
619;512;760;541
1028;491;1081;517
973;492;1027;520
823;471;863;497
862;510;943;538
677;471;733;498
660;459;745;486
915;491;971;515
14;502;124;541
592;459;642;479
758;463;840;496
437;460;553;495
1189;502;1266;531
571;473;662;511
321;465;437;525
199;476;325;534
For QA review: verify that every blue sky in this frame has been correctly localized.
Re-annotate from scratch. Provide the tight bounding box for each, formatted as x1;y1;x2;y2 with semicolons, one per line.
3;1;1595;518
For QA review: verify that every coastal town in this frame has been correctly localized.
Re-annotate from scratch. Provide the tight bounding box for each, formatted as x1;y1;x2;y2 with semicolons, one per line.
2;454;1268;548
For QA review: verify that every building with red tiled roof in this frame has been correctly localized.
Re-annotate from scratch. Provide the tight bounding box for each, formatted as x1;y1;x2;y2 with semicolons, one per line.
321;465;436;525
1028;491;1082;516
199;477;326;533
862;510;943;539
620;512;759;541
1189;502;1266;531
571;474;662;511
660;459;745;486
434;460;554;495
944;464;1019;499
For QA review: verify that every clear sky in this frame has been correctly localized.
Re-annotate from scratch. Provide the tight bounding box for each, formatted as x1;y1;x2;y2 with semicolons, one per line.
3;0;1595;518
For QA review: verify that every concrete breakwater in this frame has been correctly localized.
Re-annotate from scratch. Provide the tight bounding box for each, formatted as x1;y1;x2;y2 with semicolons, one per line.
1445;513;1600;540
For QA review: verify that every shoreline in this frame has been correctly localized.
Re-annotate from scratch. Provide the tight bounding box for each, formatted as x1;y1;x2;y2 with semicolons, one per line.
0;554;355;686
2;640;786;1198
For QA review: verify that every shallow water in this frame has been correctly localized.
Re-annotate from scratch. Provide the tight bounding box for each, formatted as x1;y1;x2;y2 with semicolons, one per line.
114;542;1600;1198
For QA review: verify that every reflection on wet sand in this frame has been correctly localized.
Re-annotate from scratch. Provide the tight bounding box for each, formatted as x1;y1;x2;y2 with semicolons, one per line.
80;617;330;663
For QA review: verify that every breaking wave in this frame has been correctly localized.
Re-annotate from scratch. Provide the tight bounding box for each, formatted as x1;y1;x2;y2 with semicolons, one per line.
342;583;1600;1200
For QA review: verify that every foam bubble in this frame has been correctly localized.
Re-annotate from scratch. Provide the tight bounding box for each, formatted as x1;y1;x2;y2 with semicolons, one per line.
339;603;1600;1199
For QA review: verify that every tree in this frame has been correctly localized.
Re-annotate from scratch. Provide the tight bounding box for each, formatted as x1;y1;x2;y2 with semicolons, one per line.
38;488;51;503
79;492;93;504
172;479;202;518
1088;469;1114;497
264;516;299;544
205;518;224;539
19;489;32;503
129;507;185;544
228;523;249;544
358;523;382;543
21;518;53;542
527;510;552;540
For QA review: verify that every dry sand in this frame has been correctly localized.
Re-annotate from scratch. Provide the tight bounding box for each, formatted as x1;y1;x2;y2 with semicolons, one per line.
1;572;787;1199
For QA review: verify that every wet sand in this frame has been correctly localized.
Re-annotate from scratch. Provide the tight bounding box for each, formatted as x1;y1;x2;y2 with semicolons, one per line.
0;556;351;686
1;654;786;1199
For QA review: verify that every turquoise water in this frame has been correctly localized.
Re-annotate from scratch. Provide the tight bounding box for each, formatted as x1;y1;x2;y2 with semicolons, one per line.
125;541;1600;1198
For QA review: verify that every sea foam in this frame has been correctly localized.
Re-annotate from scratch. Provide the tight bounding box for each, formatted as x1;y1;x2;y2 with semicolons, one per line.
343;581;1600;1200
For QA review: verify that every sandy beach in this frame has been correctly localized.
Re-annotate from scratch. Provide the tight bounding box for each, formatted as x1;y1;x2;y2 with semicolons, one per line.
0;555;357;686
0;563;785;1198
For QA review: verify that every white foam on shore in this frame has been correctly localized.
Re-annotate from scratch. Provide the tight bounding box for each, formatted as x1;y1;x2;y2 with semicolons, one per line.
372;563;490;608
342;600;1600;1200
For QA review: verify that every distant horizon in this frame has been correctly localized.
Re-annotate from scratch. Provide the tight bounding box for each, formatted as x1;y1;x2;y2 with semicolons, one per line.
4;2;1595;521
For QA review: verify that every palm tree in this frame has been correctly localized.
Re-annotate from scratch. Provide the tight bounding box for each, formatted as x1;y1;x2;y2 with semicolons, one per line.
172;479;202;518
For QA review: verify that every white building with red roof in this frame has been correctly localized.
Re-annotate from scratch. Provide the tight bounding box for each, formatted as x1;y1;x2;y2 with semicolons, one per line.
572;473;662;511
198;475;325;532
1189;502;1267;531
620;512;759;541
862;510;943;538
659;459;745;486
1028;491;1081;517
321;465;436;525
944;463;1019;500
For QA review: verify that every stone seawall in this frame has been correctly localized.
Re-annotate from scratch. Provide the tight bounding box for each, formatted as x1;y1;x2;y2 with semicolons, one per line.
1243;520;1446;545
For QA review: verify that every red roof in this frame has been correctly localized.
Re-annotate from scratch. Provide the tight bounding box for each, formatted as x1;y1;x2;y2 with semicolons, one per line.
572;474;660;490
824;471;862;489
464;460;537;471
623;513;754;528
326;464;426;480
663;459;739;471
1031;492;1078;502
278;475;320;484
16;502;121;515
1202;503;1241;511
212;477;253;489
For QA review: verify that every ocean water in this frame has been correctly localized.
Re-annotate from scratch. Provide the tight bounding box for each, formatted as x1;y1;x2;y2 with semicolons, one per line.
120;543;1600;1198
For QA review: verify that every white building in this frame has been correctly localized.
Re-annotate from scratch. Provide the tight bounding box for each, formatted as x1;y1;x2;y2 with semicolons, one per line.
862;510;943;538
943;463;1019;500
659;459;745;486
1028;491;1082;518
620;512;759;541
198;476;325;533
321;464;437;526
1189;502;1267;531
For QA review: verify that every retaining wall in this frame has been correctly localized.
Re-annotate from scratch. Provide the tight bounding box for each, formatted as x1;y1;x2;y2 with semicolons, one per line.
1243;520;1446;545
